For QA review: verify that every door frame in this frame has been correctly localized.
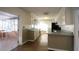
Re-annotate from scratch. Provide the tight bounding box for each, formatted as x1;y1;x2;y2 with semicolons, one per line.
74;9;79;51
0;11;20;50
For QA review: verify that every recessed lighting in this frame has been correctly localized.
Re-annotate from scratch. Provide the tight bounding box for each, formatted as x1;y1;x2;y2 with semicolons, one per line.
44;17;49;19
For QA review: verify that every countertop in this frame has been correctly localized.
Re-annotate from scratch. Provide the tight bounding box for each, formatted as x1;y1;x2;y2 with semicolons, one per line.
23;28;39;32
48;30;73;36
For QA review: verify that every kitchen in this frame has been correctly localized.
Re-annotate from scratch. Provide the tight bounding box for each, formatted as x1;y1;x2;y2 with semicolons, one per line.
23;7;74;51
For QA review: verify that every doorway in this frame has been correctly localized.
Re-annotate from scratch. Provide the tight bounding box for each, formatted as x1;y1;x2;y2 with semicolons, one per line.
0;11;19;51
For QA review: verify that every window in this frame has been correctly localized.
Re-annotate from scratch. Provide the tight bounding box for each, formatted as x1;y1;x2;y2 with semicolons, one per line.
0;19;18;32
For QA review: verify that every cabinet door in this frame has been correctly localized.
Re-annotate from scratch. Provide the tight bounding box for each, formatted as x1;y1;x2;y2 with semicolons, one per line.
65;8;73;25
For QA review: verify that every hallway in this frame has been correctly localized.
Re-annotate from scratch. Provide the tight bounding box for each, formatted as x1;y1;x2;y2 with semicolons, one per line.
12;34;48;51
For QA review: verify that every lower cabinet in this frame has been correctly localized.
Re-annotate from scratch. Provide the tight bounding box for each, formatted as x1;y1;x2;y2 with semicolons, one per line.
48;34;74;51
22;29;40;43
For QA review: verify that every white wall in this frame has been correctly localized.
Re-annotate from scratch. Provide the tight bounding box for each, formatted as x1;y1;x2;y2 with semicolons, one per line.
73;8;79;51
0;7;31;45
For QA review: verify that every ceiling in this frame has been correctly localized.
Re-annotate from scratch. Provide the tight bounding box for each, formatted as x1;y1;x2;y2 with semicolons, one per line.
0;11;17;20
22;7;61;18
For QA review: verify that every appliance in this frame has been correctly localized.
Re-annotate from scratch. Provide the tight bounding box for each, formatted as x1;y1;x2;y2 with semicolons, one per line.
51;22;61;32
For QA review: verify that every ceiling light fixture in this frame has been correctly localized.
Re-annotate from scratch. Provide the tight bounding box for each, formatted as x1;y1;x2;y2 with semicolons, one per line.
44;17;49;19
44;12;49;15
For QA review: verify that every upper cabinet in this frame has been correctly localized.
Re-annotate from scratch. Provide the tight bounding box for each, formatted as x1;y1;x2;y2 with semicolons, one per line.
65;7;73;25
55;8;65;25
56;7;74;25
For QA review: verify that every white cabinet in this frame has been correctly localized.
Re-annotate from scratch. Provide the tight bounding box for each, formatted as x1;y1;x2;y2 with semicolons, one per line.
65;8;73;25
56;8;65;25
55;7;73;25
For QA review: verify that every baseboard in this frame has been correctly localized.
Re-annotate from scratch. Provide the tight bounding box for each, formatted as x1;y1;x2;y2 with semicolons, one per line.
22;39;36;45
22;40;28;45
35;34;41;40
48;48;67;51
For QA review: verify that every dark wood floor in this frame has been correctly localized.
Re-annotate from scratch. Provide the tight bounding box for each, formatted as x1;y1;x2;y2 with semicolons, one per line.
12;34;48;51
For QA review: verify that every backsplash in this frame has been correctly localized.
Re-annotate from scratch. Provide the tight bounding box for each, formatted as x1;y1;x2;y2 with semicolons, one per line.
48;25;74;33
60;25;74;32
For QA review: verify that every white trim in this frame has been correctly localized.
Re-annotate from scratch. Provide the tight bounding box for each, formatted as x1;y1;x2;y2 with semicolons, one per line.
48;48;67;51
22;40;36;45
22;41;28;45
74;10;79;51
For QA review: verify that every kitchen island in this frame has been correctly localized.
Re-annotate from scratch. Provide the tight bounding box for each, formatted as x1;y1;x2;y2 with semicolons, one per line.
22;28;41;44
48;30;74;51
